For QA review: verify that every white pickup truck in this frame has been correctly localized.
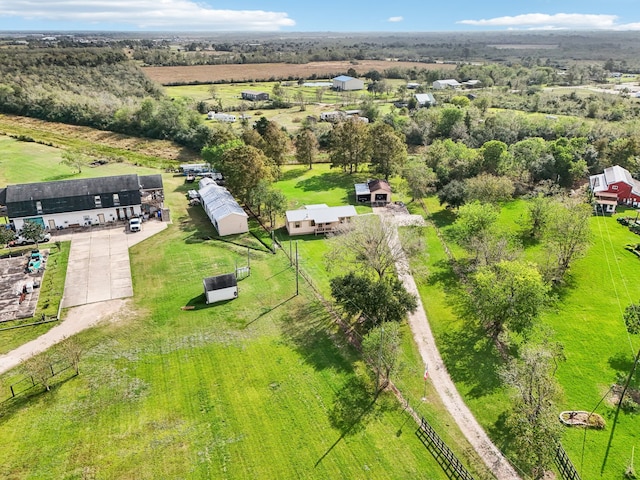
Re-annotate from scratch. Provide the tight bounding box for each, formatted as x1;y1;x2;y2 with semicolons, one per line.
129;218;142;232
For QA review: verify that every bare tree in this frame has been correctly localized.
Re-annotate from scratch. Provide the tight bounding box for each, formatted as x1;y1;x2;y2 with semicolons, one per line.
58;336;84;375
23;354;54;392
327;215;418;279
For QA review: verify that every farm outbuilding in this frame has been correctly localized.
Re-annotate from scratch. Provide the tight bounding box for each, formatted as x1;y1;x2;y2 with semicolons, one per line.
355;179;392;205
198;178;248;236
332;75;364;91
241;90;269;101
433;79;461;89
203;273;238;304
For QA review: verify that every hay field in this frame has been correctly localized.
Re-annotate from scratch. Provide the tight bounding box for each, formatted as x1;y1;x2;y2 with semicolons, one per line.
142;60;455;85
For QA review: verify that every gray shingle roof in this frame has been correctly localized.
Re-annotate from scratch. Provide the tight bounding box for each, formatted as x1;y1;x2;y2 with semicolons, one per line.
203;273;237;291
139;174;163;190
6;175;140;202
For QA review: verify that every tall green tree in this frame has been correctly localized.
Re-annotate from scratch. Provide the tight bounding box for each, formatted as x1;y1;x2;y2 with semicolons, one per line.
542;198;592;282
294;128;318;169
201;139;243;170
330;273;417;332
480;140;508;175
0;227;16;247
60;149;90;174
369;123;407;181
21;220;46;247
329;118;370;174
217;145;272;205
464;174;515;205
260;120;290;177
465;260;549;351
402;159;436;202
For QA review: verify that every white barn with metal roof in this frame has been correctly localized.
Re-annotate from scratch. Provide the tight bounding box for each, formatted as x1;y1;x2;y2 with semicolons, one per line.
198;178;248;236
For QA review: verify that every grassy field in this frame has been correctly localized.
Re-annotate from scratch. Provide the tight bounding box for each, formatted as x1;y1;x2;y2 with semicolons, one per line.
413;196;640;479
0;147;492;479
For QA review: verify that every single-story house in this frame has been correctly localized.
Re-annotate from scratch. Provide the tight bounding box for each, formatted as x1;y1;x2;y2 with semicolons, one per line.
241;90;269;101
407;82;421;89
198;178;248;236
2;174;163;231
590;165;640;212
332;75;364;91
354;179;392;205
414;93;437;107
285;204;358;236
433;79;461;90
207;112;236;122
203;273;238;304
463;79;481;88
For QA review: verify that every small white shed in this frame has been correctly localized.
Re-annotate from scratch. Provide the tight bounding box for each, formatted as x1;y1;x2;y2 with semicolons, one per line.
203;273;238;304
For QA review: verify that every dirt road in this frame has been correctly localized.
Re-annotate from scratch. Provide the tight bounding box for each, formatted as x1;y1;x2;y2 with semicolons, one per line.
375;206;520;480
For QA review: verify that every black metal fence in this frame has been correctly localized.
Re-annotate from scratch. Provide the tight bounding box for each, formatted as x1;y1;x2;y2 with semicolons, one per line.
556;444;581;480
416;417;476;480
1;360;74;404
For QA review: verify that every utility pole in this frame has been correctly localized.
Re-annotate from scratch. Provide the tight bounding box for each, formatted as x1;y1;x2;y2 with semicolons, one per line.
295;241;299;296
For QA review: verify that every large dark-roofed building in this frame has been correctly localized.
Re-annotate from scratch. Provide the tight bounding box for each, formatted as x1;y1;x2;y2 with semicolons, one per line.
4;174;164;231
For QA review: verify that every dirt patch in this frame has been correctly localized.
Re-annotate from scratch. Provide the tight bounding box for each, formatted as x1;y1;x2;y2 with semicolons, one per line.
142;60;455;85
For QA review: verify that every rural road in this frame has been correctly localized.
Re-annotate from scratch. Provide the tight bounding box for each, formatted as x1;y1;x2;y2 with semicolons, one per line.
375;206;520;480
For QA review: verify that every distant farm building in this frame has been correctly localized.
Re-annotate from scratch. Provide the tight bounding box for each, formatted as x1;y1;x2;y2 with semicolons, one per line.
198;178;248;236
433;79;461;90
241;90;269;101
414;93;437;107
285;204;358;236
355;179;392;205
590;165;640;213
203;273;238;304
207;112;236;122
332;75;364;91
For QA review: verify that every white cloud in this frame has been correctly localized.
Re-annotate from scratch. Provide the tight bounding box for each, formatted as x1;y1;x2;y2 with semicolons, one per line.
0;0;296;30
388;16;403;23
457;13;640;30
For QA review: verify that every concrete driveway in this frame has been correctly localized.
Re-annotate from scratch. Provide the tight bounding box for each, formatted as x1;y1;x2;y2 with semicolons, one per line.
56;221;167;308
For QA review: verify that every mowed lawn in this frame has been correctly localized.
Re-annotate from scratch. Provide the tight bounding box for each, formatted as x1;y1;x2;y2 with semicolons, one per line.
415;197;640;479
0;149;464;479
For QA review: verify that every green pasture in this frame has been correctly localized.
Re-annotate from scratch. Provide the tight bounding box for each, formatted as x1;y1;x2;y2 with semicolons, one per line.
413;196;640;479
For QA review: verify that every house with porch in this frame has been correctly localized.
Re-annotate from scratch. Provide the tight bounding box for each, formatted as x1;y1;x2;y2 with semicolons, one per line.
1;174;163;231
241;90;269;101
589;165;640;213
285;204;357;236
354;179;392;205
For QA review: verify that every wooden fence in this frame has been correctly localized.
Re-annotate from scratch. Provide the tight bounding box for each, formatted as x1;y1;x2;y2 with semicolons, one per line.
555;444;581;480
416;417;476;480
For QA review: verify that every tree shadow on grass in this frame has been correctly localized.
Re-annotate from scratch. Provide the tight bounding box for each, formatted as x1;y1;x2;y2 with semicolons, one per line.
439;323;505;399
279;167;308;182
295;171;362;201
42;173;79;182
316;376;395;467
608;351;640;389
280;301;355;374
425;258;463;291
429;207;457;230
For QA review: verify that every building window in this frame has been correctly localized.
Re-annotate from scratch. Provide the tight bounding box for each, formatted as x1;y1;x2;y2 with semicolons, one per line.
294;222;301;228
113;193;120;206
612;185;619;190
36;201;43;214
94;195;102;207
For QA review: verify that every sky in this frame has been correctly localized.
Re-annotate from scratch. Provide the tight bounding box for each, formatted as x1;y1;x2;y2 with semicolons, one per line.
0;0;640;32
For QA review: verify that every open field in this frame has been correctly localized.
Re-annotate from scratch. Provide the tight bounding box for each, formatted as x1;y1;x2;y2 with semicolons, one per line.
413;196;640;479
0;150;492;478
143;60;455;85
0;114;199;165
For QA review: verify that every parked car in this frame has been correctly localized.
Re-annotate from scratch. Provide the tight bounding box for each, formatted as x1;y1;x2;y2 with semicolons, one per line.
129;218;142;232
10;232;51;246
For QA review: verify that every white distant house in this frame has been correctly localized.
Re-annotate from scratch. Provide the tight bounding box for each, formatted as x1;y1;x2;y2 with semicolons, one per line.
433;79;461;90
463;79;481;88
203;273;238;304
320;111;346;122
414;93;437;107
207;112;236;122
285;204;358;236
332;75;364;91
198;178;248;236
